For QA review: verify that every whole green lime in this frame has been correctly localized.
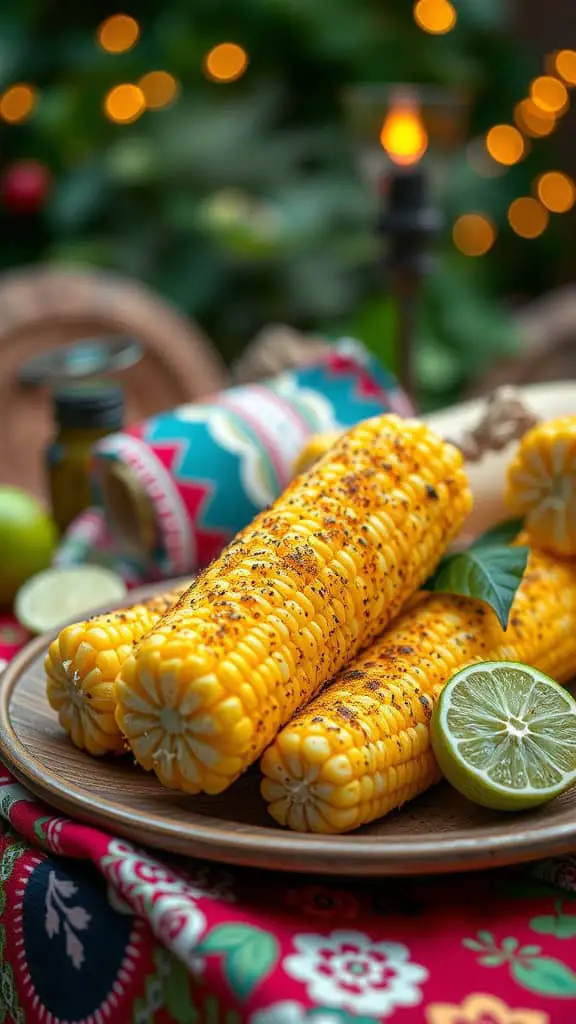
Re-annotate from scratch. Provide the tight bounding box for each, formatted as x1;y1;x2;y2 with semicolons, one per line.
0;487;57;605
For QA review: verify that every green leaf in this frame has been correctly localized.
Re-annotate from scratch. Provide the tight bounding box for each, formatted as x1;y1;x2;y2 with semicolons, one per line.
462;938;486;951
479;954;506;967
502;936;519;953
164;958;194;1024
472;519;524;549
531;912;576;939
225;930;279;1000
477;930;495;945
428;545;529;629
530;915;559;936
309;1011;380;1024
519;945;543;956
196;923;255;954
512;957;576;997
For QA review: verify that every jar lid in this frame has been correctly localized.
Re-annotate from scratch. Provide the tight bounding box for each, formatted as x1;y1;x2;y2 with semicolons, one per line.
52;379;124;430
19;337;143;387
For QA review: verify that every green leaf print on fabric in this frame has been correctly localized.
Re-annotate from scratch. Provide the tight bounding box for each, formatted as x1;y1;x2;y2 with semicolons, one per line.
512;958;576;997
133;947;242;1024
163;954;194;1024
196;923;280;1000
463;930;576;999
133;948;192;1024
0;835;29;1024
530;900;576;939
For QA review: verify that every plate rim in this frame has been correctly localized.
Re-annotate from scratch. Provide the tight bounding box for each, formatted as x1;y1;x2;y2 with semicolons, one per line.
2;598;576;875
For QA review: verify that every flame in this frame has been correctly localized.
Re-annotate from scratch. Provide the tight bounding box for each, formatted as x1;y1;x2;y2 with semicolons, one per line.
380;98;428;166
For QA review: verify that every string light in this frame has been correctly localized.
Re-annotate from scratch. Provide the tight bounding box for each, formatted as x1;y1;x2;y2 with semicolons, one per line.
514;98;556;138
139;71;179;110
530;76;568;114
553;50;576;86
413;0;457;34
380;97;428;166
0;84;37;124
508;197;549;239
97;14;140;54
485;125;525;166
204;43;249;83
104;83;145;124
536;171;576;213
452;213;496;256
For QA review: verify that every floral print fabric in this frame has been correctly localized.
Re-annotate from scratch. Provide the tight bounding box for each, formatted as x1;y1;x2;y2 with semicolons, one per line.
2;766;576;1023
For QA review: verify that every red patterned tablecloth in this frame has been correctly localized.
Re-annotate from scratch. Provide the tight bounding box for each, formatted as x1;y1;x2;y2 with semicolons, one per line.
1;620;576;1024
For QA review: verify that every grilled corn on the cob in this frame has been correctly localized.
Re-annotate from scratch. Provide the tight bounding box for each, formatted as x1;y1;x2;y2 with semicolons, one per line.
115;414;472;795
506;416;576;556
46;586;185;756
261;542;576;832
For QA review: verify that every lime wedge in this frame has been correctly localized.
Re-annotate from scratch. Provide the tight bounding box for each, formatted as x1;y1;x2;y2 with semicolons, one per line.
15;566;127;634
431;661;576;811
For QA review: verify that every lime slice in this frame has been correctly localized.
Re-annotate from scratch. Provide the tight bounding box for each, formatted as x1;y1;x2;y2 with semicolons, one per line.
431;661;576;811
15;566;127;634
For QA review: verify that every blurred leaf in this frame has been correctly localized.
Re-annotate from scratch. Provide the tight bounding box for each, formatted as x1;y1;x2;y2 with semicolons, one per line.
106;138;159;186
456;0;514;31
416;338;462;394
347;296;398;370
47;163;110;231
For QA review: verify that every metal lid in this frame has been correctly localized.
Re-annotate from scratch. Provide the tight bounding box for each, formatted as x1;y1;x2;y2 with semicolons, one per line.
19;337;143;387
52;379;124;431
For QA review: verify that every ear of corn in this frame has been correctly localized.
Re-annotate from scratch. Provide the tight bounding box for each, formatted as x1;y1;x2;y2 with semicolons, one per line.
45;587;186;756
506;416;576;556
260;543;576;833
115;414;472;795
292;432;342;477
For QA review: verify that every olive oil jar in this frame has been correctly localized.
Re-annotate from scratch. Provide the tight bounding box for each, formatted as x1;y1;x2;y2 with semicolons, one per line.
46;380;124;534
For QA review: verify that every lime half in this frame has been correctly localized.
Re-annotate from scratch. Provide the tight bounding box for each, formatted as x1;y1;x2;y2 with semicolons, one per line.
431;661;576;811
15;566;127;634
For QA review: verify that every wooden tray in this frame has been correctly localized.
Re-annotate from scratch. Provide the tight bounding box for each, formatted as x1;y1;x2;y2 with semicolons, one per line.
2;588;576;876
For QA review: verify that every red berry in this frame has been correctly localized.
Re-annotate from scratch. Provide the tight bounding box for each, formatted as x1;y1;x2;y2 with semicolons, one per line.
1;160;51;213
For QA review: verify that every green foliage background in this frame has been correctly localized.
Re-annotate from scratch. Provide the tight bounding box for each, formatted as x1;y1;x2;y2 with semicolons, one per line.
0;0;571;407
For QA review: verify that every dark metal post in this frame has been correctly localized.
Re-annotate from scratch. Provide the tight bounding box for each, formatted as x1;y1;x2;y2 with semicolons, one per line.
377;166;442;401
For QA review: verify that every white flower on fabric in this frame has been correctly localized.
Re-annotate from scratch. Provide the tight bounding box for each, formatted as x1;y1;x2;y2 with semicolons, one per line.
250;1001;345;1024
100;840;206;967
283;930;428;1017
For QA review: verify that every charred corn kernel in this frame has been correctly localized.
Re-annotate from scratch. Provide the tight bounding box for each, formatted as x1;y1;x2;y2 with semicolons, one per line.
292;432;342;476
115;414;472;795
45;587;185;756
261;544;576;833
506;416;576;556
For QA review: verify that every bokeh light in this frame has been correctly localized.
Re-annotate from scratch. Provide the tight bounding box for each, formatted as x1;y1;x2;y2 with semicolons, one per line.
452;213;496;256
97;14;140;54
514;98;556;138
139;71;179;110
485;125;525;166
508;197;549;239
554;50;576;86
536;171;576;213
530;76;568;114
204;43;249;83
0;84;37;124
380;103;428;166
104;83;146;124
413;0;457;34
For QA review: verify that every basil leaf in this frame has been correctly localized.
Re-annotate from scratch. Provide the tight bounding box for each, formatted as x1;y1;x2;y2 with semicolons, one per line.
429;545;529;629
471;518;524;549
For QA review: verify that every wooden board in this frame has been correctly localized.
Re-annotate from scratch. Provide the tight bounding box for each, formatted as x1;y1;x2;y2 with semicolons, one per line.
2;601;576;876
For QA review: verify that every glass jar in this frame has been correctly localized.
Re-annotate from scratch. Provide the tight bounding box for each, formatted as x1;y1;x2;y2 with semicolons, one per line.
46;380;124;534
